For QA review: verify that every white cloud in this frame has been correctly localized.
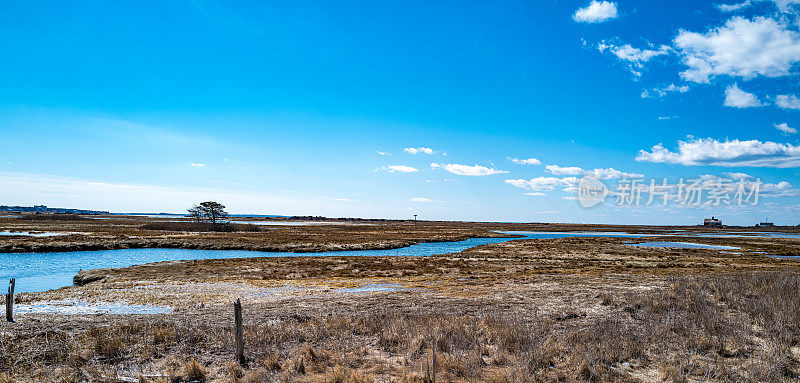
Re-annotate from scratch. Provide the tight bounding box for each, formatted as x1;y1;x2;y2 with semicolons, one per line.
376;151;391;156
190;163;206;168
675;17;800;83
636;138;800;167
545;165;585;175
598;42;670;66
573;1;618;23
430;163;508;176
524;192;546;197
776;122;798;134
776;94;800;110
717;1;752;12
381;165;419;173
505;177;579;191
508;157;542;165
590;168;645;179
411;197;432;202
658;116;678;120
762;181;800;197
723;172;755;179
404;147;435;155
724;83;763;108
772;0;800;12
642;84;690;98
545;165;643;179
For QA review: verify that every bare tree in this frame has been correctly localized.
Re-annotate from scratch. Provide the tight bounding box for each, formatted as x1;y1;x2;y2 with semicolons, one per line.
199;201;228;224
187;205;203;222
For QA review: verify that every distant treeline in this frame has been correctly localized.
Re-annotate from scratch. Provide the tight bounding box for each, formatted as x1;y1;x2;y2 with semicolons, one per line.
0;205;109;215
18;214;89;221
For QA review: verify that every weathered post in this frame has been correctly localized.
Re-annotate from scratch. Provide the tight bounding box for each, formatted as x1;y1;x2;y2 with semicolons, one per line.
234;298;244;366
432;337;437;383
6;278;15;322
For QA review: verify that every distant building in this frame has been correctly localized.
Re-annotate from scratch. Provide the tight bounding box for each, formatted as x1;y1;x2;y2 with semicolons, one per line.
704;217;722;227
756;221;774;228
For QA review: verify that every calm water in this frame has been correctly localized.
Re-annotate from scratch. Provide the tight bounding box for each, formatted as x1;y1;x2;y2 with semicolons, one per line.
15;301;172;315
0;230;75;237
626;241;741;250
1;231;648;293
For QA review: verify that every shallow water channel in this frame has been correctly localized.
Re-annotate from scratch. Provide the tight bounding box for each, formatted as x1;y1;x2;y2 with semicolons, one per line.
1;231;649;293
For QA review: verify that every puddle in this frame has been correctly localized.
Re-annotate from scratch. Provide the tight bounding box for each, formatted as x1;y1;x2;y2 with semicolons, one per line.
0;230;82;237
626;241;741;250
768;255;800;260
335;283;405;293
15;300;172;315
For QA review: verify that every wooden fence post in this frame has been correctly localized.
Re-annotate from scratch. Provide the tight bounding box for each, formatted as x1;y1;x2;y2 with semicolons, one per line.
6;278;15;322
234;298;244;366
432;335;437;383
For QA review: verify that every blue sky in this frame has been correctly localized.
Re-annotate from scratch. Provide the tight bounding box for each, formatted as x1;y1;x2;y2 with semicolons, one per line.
1;0;799;225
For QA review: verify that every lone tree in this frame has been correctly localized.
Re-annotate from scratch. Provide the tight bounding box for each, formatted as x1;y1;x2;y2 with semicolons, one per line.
187;201;229;224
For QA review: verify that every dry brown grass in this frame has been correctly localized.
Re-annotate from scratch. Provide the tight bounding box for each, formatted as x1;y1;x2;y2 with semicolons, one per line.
140;222;263;233
4;271;800;381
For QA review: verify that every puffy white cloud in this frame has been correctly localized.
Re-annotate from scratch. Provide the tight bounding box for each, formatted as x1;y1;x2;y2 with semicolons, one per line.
636;138;800;167
776;94;800;110
505;177;579;191
411;197;432;202
674;17;800;83
573;1;618;23
381;165;419;173
508;157;541;165
724;83;764;108
776;122;798;134
404;147;435;155
717;1;752;12
190;163;206;168
545;165;643;179
430;163;507;176
761;181;800;197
